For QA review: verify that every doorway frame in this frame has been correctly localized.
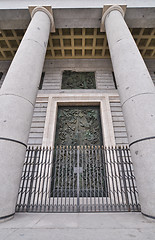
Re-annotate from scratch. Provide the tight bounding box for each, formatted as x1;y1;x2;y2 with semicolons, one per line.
42;93;116;147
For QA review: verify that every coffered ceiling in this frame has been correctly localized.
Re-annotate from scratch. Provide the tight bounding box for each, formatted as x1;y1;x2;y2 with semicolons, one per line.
0;28;154;60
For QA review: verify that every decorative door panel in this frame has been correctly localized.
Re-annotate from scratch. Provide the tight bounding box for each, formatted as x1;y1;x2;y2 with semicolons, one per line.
55;106;103;146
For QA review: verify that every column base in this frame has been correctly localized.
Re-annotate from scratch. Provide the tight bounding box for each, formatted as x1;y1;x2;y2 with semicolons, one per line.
0;213;15;223
142;212;155;220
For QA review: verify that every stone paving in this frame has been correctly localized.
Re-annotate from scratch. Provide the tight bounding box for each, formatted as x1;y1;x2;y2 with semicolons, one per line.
0;213;155;240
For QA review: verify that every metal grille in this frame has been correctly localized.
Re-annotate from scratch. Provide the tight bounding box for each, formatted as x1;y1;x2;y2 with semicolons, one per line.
16;146;140;213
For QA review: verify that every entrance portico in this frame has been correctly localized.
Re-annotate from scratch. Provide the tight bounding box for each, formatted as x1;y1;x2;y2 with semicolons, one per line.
0;3;154;221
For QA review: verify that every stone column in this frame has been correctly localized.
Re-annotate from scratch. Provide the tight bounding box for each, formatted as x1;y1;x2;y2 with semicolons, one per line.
101;5;155;218
0;6;54;220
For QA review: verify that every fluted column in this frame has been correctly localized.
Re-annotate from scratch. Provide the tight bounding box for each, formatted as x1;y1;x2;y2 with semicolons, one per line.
101;5;155;218
0;6;54;221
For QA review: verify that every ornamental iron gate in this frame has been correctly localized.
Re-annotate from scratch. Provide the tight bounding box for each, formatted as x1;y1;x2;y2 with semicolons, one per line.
16;146;141;213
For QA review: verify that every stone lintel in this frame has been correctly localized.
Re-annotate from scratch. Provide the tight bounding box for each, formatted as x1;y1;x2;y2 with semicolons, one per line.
29;6;55;32
100;5;127;32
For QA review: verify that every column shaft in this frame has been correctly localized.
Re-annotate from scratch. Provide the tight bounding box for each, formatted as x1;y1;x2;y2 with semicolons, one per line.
104;8;155;217
0;9;51;219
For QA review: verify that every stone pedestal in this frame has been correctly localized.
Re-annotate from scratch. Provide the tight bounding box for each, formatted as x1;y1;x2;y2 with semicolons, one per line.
0;7;53;220
102;5;155;218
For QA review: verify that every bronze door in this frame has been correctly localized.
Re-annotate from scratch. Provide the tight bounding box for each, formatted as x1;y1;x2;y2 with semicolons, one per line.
51;106;106;202
55;106;103;147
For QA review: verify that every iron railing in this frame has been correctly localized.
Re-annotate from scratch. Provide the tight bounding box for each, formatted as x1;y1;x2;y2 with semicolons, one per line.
16;146;140;213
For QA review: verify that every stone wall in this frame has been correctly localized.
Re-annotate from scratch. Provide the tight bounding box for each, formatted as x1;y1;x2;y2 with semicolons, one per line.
0;59;154;146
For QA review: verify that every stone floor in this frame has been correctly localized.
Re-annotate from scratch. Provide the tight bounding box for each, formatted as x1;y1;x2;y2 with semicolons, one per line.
0;212;155;240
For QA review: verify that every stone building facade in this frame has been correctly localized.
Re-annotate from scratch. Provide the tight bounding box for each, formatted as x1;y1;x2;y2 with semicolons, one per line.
0;1;155;233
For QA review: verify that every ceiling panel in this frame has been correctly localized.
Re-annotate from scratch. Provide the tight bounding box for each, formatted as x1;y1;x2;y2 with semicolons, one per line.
0;28;154;60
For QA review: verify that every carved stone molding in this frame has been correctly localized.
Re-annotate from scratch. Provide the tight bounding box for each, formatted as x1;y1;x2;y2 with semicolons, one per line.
100;5;127;32
29;6;55;32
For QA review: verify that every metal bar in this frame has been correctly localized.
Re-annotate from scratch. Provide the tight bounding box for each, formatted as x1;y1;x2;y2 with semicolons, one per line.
60;146;65;212
56;146;61;212
88;146;92;211
85;146;88;212
44;147;52;211
22;146;34;211
110;147;117;211
111;147;121;210
98;146;105;210
40;147;49;210
95;146;100;211
92;146;96;211
125;146;139;210
17;146;30;211
36;147;45;212
31;146;42;211
102;146;109;208
52;147;58;211
115;146;126;211
81;146;84;212
65;146;68;212
104;146;113;211
122;146;135;210
26;147;38;212
73;146;75;212
77;146;80;212
119;146;130;211
69;146;72;211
